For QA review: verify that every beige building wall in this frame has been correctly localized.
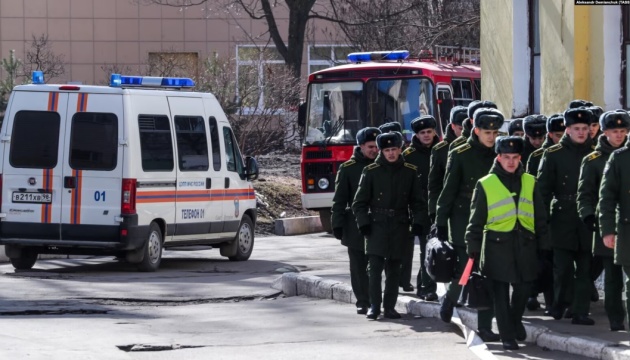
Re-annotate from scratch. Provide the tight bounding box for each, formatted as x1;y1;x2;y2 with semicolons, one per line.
0;0;335;84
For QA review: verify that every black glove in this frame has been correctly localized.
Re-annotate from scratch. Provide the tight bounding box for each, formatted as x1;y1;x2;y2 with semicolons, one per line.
411;224;423;236
333;227;343;240
359;225;371;236
429;213;436;224
583;215;598;232
437;226;448;241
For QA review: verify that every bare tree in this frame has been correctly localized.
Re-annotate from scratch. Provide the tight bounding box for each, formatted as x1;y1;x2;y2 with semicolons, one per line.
21;34;66;82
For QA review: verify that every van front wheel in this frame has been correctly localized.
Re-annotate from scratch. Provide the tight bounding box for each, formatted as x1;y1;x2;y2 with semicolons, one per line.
229;215;254;261
10;249;38;270
137;222;163;272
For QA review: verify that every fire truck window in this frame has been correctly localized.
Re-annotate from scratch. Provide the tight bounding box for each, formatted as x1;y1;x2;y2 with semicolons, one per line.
452;79;474;106
474;79;481;100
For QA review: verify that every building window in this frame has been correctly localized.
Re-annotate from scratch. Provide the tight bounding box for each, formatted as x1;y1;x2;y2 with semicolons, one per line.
236;45;285;112
623;6;630;108
308;45;352;75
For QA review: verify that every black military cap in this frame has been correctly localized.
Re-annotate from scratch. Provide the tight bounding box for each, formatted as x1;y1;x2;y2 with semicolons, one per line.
523;114;548;137
600;110;630;131
547;113;566;132
379;122;402;134
356;127;381;145
411;115;437;133
376;131;403;149
472;108;505;130
508;119;523;135
462;118;473;132
449;106;468;126
568;99;593;109
495;136;524;154
564;107;593;126
468;100;498;120
588;106;604;124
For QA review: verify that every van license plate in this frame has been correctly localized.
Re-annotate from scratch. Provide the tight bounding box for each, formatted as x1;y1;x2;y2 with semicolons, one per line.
12;192;52;204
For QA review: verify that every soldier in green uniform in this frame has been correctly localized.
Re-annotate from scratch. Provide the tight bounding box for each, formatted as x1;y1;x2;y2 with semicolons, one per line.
428;106;467;223
352;132;427;320
578;110;629;331
436;107;504;342
537;107;595;325
449;100;497;151
598;126;630;331
401;115;440;301
332;127;381;315
466;136;549;350
588;106;604;140
526;113;564;176
521;115;547;165
508;119;524;137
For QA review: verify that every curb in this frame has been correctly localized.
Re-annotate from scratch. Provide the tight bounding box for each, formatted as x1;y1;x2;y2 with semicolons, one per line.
272;273;630;360
273;216;323;236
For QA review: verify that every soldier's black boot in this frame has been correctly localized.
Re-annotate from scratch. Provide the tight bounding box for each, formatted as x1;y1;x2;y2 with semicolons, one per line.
610;321;625;331
440;296;455;323
477;328;501;342
424;292;438;302
356;306;368;315
571;314;595;325
502;339;519;350
366;305;380;320
526;297;540;311
548;306;564;320
384;308;401;319
515;322;527;341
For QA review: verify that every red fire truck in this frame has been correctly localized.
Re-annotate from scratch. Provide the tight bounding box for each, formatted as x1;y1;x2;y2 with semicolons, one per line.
298;47;481;231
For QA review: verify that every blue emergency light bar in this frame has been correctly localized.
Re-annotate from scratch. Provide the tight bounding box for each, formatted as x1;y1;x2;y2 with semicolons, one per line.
32;71;44;84
109;74;195;88
347;50;409;63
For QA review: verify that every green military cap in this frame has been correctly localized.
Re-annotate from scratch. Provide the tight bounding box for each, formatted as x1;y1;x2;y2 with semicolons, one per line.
472;108;505;130
495;136;524;154
547;113;566;132
376;131;403;149
523;114;548;137
599;110;630;131
508;118;523;135
379;122;402;134
356;127;381;145
411;115;437;133
568;99;593;109
564;107;592;126
468;100;497;120
588;106;604;124
449;106;468;126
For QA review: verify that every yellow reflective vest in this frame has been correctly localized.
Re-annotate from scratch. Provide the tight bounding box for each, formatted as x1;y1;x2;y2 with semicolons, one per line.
479;173;536;233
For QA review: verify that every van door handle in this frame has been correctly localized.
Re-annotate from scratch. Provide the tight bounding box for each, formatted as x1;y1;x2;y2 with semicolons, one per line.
206;178;212;189
225;177;230;188
64;176;76;189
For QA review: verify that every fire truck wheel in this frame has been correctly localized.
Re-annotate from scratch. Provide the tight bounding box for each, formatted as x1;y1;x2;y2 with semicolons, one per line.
137;222;163;272
319;209;332;233
10;248;38;270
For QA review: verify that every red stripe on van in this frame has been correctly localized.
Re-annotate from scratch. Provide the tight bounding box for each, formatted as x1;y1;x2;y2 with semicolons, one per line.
70;170;83;224
40;169;53;223
76;93;88;112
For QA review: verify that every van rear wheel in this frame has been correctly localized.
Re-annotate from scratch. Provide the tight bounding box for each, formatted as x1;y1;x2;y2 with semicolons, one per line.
229;215;254;261
137;222;163;272
10;249;38;270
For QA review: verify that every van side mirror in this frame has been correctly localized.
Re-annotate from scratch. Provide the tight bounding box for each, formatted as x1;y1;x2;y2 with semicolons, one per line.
297;101;307;127
224;95;242;115
244;156;259;181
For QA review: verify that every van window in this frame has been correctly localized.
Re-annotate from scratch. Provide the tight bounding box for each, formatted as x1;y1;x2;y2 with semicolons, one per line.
174;116;209;171
222;127;243;173
209;117;221;171
138;115;174;171
10;110;61;169
69;112;118;171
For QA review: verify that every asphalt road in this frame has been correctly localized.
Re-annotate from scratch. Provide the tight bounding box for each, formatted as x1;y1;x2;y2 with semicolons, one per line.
0;233;589;360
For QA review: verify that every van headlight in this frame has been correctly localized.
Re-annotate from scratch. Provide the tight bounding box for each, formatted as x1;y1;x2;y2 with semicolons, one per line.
317;177;329;190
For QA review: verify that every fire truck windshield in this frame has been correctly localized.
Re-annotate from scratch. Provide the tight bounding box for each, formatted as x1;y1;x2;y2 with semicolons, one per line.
304;78;435;145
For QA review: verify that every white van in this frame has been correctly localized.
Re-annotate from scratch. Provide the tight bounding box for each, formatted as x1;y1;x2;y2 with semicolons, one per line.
0;72;259;271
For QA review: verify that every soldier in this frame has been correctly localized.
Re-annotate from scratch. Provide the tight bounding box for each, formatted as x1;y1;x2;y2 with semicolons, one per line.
588;106;604;140
508;118;524;137
436;107;504;342
538;107;595;325
331;127;381;315
521;115;547;164
578;110;629;331
449;100;498;151
352;132;427;320
428;106;468;222
466;136;548;350
598;122;630;332
569;99;593;109
379;122;405;143
402;115;440;301
526;114;565;176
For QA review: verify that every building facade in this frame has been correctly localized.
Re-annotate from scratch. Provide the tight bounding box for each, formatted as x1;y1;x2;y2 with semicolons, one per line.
481;0;625;116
